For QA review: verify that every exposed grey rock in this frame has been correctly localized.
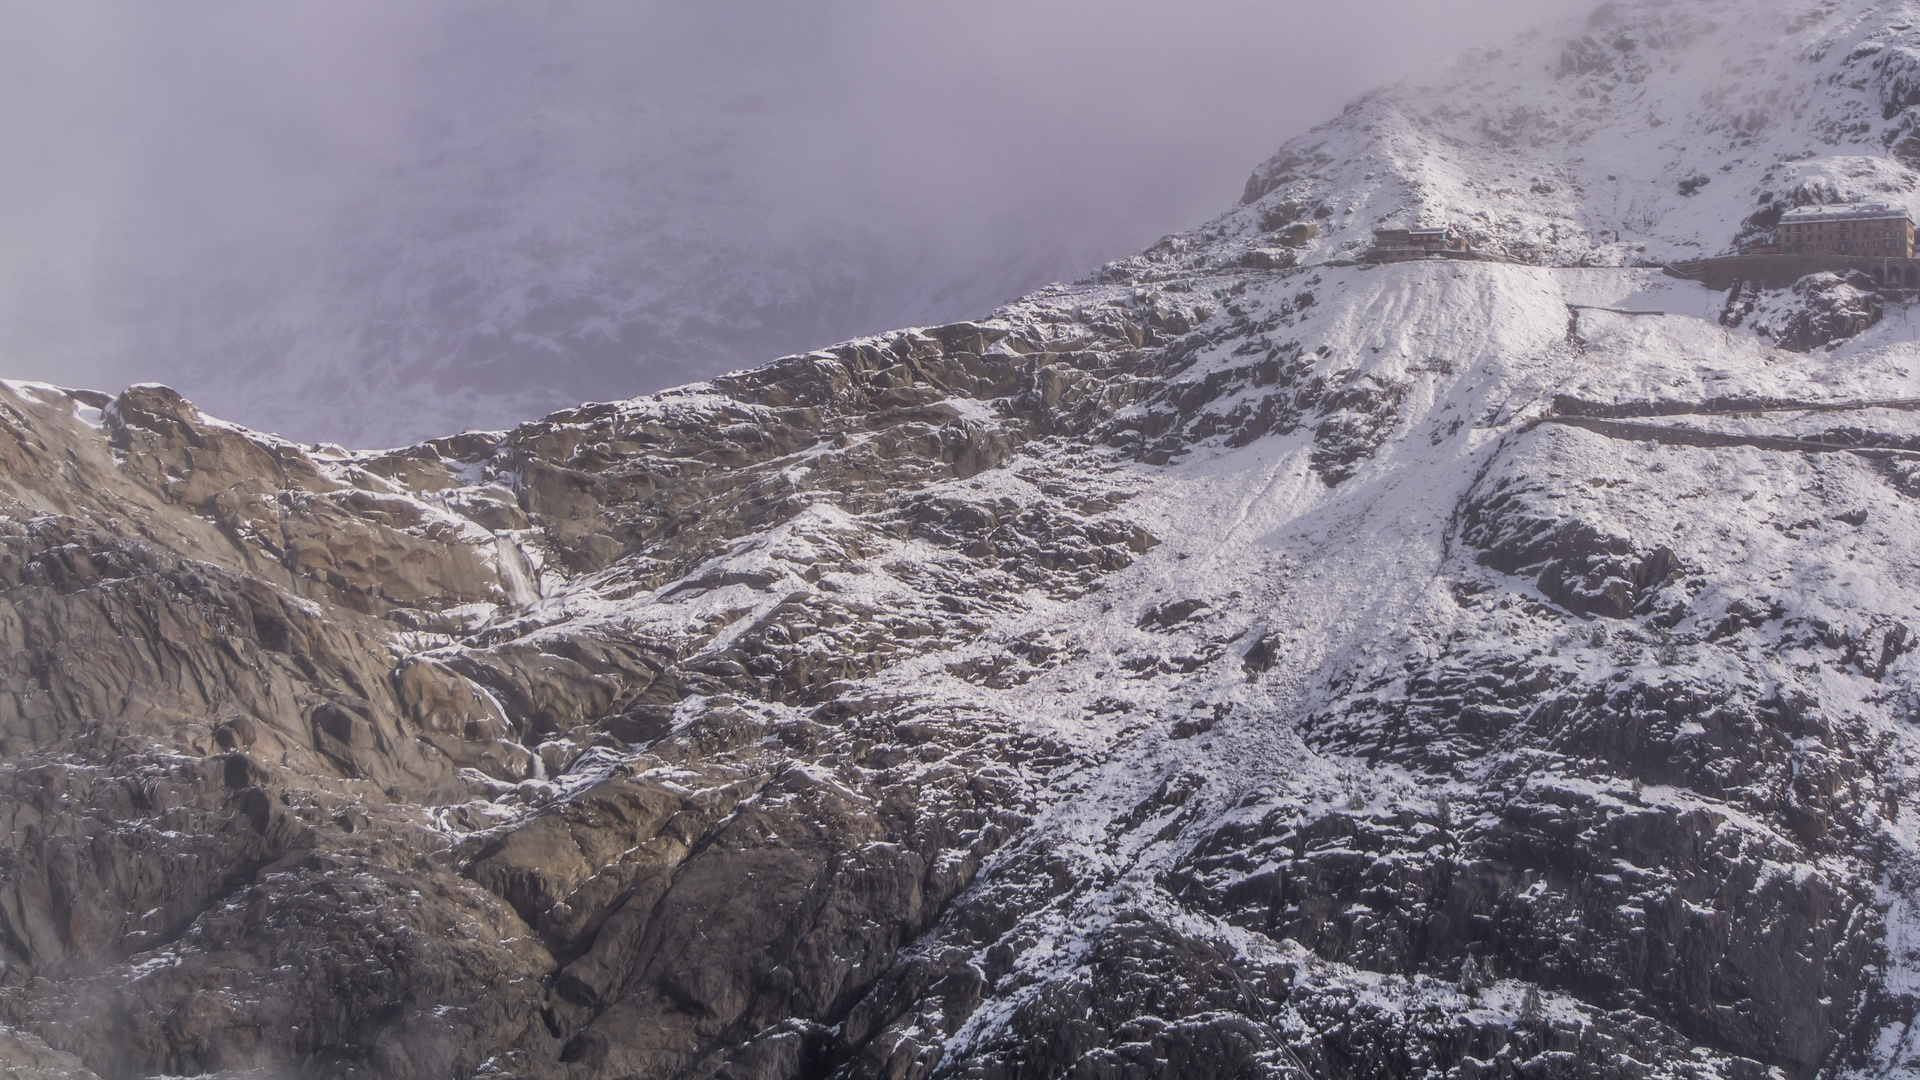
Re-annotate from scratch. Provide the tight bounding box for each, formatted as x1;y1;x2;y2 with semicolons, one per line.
16;4;1920;1079
1747;272;1885;353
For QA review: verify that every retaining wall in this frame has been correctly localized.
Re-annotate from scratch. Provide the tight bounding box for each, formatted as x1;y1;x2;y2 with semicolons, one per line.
1665;254;1920;290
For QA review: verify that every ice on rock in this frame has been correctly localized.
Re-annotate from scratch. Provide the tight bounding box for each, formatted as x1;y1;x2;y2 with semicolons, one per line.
12;1;1920;1077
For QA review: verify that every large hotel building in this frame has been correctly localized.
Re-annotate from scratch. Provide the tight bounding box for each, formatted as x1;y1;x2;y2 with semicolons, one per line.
1777;202;1916;256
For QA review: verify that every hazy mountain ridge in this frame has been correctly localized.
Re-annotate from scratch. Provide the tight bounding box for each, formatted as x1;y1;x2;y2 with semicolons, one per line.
119;17;1130;452
141;130;1097;450
10;1;1920;1078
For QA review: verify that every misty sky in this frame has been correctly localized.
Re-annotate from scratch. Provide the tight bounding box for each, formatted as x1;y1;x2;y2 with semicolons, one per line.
0;0;1594;442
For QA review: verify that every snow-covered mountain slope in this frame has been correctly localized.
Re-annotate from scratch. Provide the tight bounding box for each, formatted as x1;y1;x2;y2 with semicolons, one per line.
1180;0;1920;274
15;1;1920;1079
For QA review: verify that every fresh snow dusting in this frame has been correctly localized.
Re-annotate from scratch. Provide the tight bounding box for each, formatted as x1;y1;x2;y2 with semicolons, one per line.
1223;0;1920;270
26;0;1920;1075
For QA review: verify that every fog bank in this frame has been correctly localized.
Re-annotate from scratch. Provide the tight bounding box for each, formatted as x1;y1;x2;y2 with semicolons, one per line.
0;0;1592;444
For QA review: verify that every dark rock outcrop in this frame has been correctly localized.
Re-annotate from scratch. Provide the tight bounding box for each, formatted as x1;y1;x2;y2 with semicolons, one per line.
16;4;1920;1073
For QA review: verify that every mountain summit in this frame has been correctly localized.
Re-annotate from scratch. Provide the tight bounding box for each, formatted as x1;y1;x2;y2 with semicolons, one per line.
1236;0;1920;267
8;1;1920;1077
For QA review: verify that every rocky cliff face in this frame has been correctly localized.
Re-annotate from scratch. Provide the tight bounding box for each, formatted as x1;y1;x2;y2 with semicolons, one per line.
11;1;1920;1078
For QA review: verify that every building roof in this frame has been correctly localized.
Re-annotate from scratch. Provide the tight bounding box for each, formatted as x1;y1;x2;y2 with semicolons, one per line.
1778;201;1911;224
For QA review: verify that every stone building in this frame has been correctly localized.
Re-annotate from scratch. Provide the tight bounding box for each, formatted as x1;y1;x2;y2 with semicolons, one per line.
1778;202;1915;257
1368;225;1472;262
